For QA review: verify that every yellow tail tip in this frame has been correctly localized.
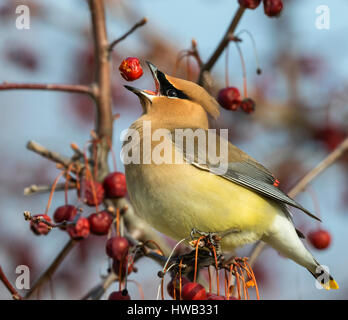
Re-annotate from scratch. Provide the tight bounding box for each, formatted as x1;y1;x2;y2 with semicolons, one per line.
329;279;339;290
322;279;339;290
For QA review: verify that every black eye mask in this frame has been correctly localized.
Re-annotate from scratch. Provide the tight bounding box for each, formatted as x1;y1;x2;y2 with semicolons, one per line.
157;71;189;100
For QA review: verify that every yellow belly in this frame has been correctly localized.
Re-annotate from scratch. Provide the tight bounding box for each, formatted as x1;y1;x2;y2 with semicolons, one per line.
126;161;279;252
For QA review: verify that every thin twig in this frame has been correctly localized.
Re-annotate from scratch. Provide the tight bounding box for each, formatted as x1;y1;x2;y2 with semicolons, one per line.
249;136;348;266
24;182;76;196
109;17;147;52
0;83;94;97
25;240;76;299
0;266;22;300
81;272;117;300
197;6;245;86
27;141;72;167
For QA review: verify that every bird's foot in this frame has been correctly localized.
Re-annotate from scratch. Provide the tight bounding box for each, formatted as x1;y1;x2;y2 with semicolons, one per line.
190;228;223;256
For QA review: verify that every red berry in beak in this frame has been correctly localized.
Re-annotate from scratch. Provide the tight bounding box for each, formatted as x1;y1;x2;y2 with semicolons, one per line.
119;57;143;81
88;211;113;235
67;217;90;240
108;290;131;300
103;172;127;198
53;205;77;225
240;98;256;114
308;229;331;250
217;87;242;111
263;0;283;17
106;236;130;260
84;180;105;206
30;214;51;235
238;0;261;9
181;282;207;300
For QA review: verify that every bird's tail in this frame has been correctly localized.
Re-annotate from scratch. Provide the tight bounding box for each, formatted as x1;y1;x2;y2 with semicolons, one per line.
264;213;339;290
307;260;339;290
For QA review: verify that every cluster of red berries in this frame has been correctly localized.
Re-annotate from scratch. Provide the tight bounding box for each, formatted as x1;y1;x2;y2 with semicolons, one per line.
308;229;331;250
167;277;236;300
119;57;143;81
218;87;255;114
238;0;283;17
106;236;133;300
29;171;127;239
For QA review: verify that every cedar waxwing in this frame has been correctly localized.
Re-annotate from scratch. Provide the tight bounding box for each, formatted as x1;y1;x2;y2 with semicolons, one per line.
123;61;338;290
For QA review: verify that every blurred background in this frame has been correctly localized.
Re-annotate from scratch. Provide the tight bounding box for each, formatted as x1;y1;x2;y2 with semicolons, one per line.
0;0;347;299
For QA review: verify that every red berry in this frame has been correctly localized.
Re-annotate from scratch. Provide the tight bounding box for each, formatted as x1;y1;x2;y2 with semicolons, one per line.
106;236;130;260
181;282;207;300
314;125;346;152
167;276;190;299
119;57;143;81
263;0;283;17
308;229;331;250
238;0;261;9
112;255;134;278
88;211;113;235
67;217;90;240
53;205;77;224
84;180;105;206
207;293;227;300
103;172;127;198
30;214;51;236
217;87;241;111
108;290;131;300
6;46;39;71
240;98;256;114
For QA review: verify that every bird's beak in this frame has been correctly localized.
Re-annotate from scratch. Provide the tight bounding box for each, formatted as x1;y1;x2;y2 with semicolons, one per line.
123;61;161;103
146;61;160;94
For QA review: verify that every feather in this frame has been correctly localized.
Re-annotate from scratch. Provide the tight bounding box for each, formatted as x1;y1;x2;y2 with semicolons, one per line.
171;129;321;222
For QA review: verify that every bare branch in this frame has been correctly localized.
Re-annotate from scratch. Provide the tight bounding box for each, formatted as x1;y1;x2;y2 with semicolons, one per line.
197;6;245;86
288;137;348;198
88;0;113;179
81;272;117;300
24;182;76;196
0;266;22;300
0;82;94;97
25;240;76;299
109;17;147;52
26;141;71;167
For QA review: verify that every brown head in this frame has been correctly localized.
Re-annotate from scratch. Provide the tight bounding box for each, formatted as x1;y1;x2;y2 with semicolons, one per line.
124;62;220;130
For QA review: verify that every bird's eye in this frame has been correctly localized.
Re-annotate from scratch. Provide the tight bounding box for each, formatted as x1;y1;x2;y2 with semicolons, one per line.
166;89;177;97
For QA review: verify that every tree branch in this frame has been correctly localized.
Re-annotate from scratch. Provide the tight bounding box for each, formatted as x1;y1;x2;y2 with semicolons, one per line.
0;82;94;97
81;272;117;300
25;240;76;299
249;136;348;266
0;266;22;300
88;0;113;180
27;141;71;167
24;182;76;196
197;6;245;86
108;17;147;52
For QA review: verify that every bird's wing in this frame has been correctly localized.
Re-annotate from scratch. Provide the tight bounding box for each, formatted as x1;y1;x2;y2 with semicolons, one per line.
170;128;320;222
